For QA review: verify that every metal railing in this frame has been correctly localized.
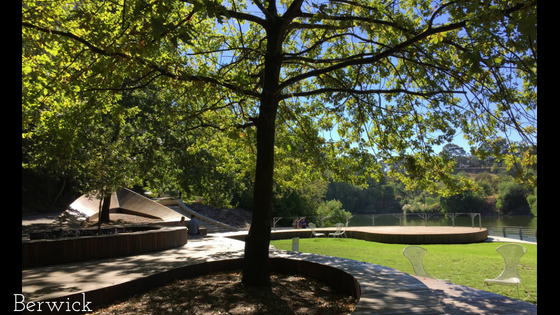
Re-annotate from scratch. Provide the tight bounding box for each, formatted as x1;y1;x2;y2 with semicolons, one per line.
272;212;482;230
486;226;537;242
272;215;347;230
272;214;536;243
363;212;482;229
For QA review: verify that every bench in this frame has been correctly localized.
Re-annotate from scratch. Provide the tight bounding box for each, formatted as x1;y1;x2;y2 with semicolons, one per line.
188;227;207;236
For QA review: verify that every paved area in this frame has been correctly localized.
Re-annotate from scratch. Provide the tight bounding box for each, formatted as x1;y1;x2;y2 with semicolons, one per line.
21;212;536;314
415;277;536;315
21;232;536;314
22;235;246;302
271;250;447;314
484;236;537;245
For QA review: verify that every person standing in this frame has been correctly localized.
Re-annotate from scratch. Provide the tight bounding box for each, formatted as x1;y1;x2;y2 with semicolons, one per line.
187;214;200;235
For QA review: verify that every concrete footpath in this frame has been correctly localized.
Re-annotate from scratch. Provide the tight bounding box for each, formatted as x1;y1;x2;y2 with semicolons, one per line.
21;211;536;314
22;235;247;302
21;232;537;315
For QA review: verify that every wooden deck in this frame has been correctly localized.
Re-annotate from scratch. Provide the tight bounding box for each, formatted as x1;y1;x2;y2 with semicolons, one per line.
264;226;489;244
345;226;488;244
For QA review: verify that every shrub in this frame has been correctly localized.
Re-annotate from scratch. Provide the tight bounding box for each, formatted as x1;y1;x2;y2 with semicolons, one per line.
317;199;353;227
496;182;530;214
474;171;493;184
526;187;537;216
439;190;485;213
477;181;494;196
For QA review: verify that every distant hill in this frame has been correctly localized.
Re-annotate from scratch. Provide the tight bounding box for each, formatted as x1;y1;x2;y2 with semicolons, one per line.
453;167;506;175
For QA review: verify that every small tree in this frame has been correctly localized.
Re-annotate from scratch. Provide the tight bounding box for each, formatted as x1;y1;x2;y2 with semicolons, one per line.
475;171;493;184
527;187;537;216
402;203;412;214
317;199;352;227
440;190;485;214
497;182;530;214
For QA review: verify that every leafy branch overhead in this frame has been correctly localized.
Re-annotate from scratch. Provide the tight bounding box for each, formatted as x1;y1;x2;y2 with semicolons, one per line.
23;0;536;191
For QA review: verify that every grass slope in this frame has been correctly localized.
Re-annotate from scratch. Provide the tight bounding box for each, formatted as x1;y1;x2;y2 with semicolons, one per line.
271;238;537;305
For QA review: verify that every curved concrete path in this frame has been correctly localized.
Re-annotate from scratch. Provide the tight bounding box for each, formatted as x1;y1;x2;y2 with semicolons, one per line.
21;209;536;314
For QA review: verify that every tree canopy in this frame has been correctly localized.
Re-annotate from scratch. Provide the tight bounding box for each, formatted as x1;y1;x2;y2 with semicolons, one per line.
23;0;537;287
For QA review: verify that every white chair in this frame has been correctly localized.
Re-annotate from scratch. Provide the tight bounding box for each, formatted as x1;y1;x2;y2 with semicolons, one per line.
339;223;348;238
308;222;325;237
329;223;346;238
483;244;527;298
403;246;448;281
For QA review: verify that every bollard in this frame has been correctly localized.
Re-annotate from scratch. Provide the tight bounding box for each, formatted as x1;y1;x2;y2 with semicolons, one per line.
292;237;299;252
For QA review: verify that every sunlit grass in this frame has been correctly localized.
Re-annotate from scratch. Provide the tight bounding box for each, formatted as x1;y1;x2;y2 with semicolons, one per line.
270;238;537;305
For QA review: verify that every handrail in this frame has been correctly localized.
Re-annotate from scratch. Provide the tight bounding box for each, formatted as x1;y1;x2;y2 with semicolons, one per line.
486;225;537;242
272;215;346;230
272;213;483;229
158;199;239;231
369;212;482;229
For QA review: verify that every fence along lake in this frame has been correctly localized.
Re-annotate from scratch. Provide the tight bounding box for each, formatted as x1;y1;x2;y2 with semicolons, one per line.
348;214;537;242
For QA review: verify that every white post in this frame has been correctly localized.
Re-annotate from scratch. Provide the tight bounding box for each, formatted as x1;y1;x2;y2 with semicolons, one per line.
292;237;299;252
479;214;482;230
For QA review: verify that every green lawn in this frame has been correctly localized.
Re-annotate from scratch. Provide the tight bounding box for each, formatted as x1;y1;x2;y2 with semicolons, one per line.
270;238;537;305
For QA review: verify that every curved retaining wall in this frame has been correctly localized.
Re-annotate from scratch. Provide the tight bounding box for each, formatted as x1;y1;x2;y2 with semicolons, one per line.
228;227;488;244
22;226;188;268
345;228;488;244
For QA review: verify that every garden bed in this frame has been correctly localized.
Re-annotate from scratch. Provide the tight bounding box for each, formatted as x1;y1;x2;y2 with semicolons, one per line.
29;225;160;240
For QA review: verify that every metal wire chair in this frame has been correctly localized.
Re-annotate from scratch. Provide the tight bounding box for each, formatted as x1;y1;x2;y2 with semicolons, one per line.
329;223;346;238
403;245;448;281
483;243;527;298
308;222;325;237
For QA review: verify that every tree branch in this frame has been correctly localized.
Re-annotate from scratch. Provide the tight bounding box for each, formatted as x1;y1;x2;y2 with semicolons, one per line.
293;14;410;33
280;87;466;100
22;22;130;59
279;20;468;92
236;117;258;129
250;0;269;18
178;0;267;26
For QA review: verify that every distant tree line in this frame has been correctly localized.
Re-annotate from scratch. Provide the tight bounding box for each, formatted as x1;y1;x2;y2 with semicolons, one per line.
258;142;537;221
23;141;536;221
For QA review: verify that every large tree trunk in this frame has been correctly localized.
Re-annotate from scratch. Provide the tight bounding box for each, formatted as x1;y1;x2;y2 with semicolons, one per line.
241;14;284;288
99;194;111;223
242;99;277;288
